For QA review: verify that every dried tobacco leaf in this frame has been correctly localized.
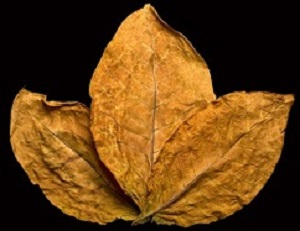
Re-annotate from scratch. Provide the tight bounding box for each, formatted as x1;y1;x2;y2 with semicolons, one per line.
10;89;138;224
136;92;294;226
10;4;294;228
89;4;215;209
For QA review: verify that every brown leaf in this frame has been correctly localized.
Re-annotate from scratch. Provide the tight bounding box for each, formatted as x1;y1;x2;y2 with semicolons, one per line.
135;92;294;226
9;4;295;228
89;4;215;209
10;89;138;224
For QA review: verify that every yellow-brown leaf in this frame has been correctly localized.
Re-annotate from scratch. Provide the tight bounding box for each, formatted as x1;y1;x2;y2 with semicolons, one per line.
89;4;215;209
10;89;138;224
137;92;294;226
9;4;295;228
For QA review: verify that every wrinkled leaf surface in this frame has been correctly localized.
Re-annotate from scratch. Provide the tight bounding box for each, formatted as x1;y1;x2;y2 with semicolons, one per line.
10;89;138;224
10;4;294;227
139;92;294;226
90;4;215;209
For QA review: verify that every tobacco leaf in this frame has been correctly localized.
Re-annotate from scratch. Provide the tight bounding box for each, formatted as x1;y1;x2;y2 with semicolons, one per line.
10;4;295;228
135;91;294;226
89;4;215;209
10;89;138;224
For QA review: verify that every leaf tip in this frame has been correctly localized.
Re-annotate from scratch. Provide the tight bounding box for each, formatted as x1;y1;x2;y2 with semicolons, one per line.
17;87;29;96
143;3;154;10
284;94;295;105
142;3;157;15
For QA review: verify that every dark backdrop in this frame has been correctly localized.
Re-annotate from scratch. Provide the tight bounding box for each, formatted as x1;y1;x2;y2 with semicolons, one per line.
1;1;299;230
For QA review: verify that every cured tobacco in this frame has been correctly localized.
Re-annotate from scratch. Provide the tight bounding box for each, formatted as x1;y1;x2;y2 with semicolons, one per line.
10;5;294;227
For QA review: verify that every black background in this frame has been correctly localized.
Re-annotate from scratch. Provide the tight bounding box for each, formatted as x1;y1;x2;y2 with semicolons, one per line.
1;0;299;230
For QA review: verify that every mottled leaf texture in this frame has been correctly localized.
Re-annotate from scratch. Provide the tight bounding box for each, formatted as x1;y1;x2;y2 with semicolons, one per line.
10;4;295;228
90;4;215;209
10;89;138;224
137;92;294;227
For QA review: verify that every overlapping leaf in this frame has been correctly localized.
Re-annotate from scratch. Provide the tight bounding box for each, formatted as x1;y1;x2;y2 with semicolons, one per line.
10;89;138;224
10;4;294;227
89;4;215;209
137;92;294;226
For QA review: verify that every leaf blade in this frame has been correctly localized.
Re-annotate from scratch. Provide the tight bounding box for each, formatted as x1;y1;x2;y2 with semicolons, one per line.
89;4;215;209
139;92;294;226
10;89;138;224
